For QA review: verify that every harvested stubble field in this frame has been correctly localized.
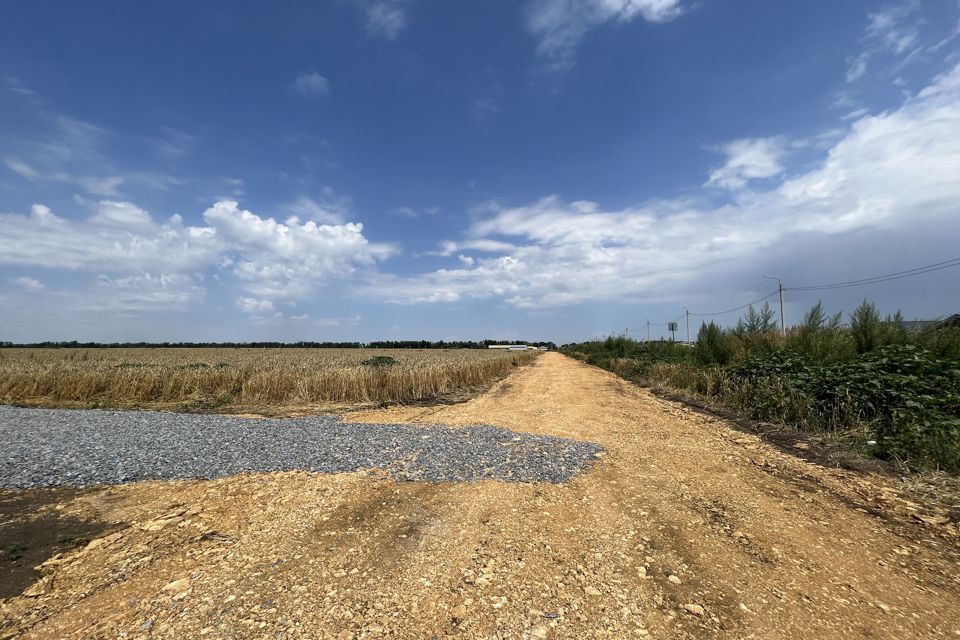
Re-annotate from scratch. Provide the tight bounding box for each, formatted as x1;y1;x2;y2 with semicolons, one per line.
0;348;538;411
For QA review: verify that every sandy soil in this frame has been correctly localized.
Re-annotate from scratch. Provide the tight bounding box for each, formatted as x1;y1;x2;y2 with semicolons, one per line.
2;352;958;639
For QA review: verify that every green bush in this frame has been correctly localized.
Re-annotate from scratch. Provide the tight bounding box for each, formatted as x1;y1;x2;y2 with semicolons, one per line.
786;327;857;364
785;301;855;364
565;336;693;377
917;326;960;361
849;300;908;354
694;321;734;365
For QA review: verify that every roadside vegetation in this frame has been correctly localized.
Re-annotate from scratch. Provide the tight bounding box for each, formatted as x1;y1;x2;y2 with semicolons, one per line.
563;301;960;472
0;348;539;411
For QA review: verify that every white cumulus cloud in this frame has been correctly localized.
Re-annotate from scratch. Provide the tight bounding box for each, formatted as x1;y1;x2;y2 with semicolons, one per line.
0;203;221;272
0;198;393;306
203;200;394;299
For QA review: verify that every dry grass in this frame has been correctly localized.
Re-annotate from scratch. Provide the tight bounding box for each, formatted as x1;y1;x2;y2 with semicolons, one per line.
0;348;540;411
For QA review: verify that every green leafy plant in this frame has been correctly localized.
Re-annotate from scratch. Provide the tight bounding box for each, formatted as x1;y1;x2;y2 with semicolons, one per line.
56;532;89;547
3;542;26;560
730;345;960;470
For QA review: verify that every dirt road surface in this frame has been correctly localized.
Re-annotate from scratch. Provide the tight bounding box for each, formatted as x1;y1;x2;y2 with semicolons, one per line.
2;353;959;639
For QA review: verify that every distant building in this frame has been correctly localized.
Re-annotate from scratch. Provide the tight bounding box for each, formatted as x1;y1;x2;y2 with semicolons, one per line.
488;344;539;350
936;314;960;329
902;314;960;332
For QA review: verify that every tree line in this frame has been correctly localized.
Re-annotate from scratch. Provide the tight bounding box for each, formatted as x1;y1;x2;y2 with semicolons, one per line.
0;339;558;350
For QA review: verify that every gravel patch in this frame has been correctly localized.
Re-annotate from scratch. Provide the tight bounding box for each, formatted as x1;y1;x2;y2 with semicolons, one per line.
0;406;603;489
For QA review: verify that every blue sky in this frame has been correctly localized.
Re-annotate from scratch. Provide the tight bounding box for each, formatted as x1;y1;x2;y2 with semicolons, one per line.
1;0;959;343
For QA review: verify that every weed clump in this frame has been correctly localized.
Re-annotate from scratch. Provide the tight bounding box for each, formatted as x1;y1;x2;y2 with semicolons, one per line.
2;542;26;561
361;355;399;367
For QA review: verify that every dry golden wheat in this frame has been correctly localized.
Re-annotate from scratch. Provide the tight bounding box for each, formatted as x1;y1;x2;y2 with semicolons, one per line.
0;348;539;409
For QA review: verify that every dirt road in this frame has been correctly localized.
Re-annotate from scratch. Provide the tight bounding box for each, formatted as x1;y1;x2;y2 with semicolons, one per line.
3;353;959;639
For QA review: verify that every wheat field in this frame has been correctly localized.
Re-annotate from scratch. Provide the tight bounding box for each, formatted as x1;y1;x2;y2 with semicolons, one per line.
0;348;539;411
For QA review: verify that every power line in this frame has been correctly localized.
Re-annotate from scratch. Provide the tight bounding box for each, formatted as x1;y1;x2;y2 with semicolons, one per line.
687;290;779;317
787;258;960;291
634;257;959;339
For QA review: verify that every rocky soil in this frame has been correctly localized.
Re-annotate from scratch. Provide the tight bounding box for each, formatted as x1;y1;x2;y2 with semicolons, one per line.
0;407;601;488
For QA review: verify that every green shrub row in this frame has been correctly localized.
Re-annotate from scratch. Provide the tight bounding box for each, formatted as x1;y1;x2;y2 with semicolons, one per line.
562;301;960;471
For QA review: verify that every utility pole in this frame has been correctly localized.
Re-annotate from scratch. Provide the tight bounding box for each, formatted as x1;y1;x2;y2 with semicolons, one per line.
680;305;690;344
646;320;650;343
764;275;786;336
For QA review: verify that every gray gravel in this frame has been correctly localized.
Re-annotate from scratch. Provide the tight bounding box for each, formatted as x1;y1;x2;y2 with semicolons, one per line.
0;405;602;489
